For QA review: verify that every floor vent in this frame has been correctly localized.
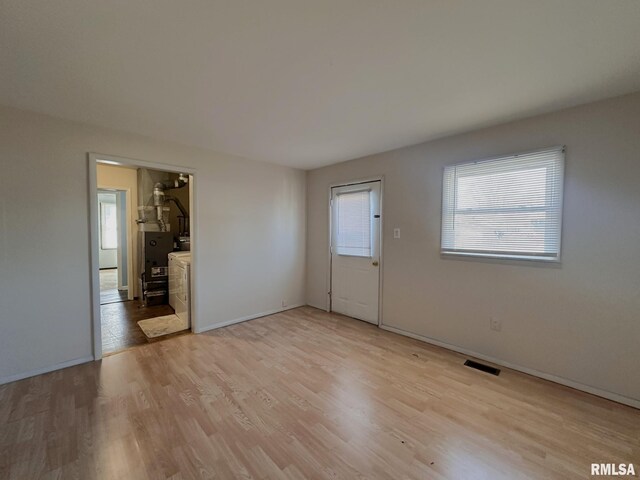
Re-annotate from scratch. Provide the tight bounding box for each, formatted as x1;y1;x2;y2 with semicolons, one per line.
464;359;500;376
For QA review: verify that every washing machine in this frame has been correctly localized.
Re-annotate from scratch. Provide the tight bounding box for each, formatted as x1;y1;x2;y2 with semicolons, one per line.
168;252;191;327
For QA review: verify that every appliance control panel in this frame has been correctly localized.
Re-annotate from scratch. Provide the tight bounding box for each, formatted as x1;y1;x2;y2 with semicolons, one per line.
150;266;168;277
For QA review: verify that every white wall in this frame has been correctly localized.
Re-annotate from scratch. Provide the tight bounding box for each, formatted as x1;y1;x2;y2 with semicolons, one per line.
306;92;640;405
0;105;306;383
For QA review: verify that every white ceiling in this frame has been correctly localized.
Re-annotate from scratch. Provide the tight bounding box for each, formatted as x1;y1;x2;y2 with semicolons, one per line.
1;1;640;169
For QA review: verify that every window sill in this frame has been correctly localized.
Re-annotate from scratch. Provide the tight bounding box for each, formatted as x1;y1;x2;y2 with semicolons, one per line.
441;250;561;264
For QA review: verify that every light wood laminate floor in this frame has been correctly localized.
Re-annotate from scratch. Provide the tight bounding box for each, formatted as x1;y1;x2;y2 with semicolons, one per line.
1;307;638;479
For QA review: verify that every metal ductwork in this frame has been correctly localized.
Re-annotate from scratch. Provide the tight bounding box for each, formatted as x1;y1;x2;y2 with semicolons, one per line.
152;174;189;232
154;173;189;192
153;184;167;231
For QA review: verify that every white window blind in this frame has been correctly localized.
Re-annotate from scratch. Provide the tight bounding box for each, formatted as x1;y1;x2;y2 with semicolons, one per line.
441;146;565;261
335;190;372;257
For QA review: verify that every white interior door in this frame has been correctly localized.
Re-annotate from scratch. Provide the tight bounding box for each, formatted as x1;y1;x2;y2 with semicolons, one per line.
331;181;381;324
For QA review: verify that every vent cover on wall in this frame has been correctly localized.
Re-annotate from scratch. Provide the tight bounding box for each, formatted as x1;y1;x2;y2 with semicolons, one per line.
464;359;500;376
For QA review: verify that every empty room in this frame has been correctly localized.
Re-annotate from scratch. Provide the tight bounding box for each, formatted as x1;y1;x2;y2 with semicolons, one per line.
1;1;639;479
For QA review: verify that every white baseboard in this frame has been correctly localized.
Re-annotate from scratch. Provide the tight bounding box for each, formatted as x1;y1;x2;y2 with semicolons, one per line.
306;301;329;312
0;356;94;386
379;324;640;410
194;303;306;334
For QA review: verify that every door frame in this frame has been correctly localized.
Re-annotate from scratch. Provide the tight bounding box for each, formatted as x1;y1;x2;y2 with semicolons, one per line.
97;188;132;298
96;190;119;271
327;176;384;326
114;190;128;292
88;153;197;360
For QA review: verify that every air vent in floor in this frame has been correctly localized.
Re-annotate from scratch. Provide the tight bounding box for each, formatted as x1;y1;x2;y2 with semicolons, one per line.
464;359;500;376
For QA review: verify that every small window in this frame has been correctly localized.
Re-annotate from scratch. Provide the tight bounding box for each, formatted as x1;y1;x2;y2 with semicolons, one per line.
335;190;372;257
441;146;565;261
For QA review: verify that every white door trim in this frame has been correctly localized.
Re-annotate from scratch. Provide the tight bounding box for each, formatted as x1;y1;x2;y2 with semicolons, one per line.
115;190;130;293
327;176;384;326
88;153;197;360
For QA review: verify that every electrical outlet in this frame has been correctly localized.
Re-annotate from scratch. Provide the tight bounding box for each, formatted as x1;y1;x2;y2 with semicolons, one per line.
281;300;287;308
490;317;502;332
394;228;401;239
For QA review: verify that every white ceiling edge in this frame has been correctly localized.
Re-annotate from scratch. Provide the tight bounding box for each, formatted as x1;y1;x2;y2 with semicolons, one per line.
302;88;640;170
1;87;637;173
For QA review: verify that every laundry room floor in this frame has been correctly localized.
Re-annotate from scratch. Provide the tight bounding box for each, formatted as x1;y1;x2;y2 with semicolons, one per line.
101;300;190;355
99;269;128;305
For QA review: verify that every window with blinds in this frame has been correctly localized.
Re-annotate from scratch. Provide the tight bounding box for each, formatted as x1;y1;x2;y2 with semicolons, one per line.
100;201;118;250
441;146;565;261
335;190;372;257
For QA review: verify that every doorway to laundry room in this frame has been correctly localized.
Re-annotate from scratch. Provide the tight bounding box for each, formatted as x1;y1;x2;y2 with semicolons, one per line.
92;157;195;357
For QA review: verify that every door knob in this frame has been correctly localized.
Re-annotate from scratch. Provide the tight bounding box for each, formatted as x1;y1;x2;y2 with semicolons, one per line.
372;261;379;266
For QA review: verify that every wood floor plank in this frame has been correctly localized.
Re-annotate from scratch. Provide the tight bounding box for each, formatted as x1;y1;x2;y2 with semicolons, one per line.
0;306;638;479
